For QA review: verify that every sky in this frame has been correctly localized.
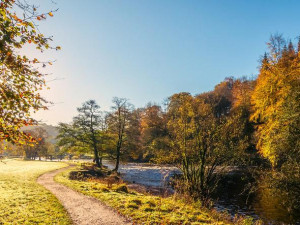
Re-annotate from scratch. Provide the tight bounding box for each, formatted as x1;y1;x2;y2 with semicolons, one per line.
23;0;300;125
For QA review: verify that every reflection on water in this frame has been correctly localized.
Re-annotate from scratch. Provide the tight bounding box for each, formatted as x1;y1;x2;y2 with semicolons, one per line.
253;176;300;224
254;182;291;224
100;160;300;224
214;173;300;224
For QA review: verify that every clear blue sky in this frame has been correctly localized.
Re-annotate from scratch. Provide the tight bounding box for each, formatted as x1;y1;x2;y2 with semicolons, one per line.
29;0;300;125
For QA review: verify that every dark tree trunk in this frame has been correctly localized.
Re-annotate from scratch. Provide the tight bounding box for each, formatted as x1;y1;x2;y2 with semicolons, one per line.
25;150;30;160
93;146;101;167
114;143;121;171
114;150;120;171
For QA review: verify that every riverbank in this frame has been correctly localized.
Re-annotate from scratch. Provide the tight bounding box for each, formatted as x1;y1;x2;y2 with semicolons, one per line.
99;160;300;224
55;165;256;225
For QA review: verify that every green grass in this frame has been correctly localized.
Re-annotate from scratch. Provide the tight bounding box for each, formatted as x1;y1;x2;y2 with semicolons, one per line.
0;159;71;225
55;166;232;225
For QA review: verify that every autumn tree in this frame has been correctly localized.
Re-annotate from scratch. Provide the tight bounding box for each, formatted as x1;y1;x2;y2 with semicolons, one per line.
229;77;257;164
140;103;169;161
251;35;300;168
123;108;143;161
166;93;223;200
106;97;133;171
0;0;60;145
57;100;104;167
21;127;49;160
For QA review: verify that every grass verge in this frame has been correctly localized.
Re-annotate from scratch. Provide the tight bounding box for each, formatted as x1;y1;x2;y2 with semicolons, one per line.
55;166;235;225
0;159;71;225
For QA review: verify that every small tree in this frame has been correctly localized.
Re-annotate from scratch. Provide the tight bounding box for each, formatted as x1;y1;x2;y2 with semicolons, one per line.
22;128;49;160
166;92;236;201
140;104;169;161
57;100;104;167
106;97;133;171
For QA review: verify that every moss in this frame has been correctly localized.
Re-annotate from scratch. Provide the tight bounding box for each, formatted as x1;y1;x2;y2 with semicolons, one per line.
146;200;156;207
160;205;172;213
130;199;142;205
127;203;139;209
143;207;154;212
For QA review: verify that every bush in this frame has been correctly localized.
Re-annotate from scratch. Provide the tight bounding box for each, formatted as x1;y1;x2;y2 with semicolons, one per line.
101;187;110;192
69;169;104;181
114;184;128;193
69;171;85;180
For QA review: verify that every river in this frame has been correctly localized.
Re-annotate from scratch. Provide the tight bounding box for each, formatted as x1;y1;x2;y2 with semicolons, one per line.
102;160;300;225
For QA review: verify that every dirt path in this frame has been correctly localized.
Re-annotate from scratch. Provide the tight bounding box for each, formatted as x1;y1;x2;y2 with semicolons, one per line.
37;166;132;225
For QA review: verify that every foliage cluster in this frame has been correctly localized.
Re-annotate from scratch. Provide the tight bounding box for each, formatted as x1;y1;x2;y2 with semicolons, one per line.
3;126;63;160
0;0;60;145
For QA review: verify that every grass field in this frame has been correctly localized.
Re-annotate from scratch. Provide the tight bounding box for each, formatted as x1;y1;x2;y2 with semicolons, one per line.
0;159;71;225
55;166;237;225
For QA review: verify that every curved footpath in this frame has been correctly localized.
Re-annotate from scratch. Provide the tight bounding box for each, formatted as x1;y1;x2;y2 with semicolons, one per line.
37;166;132;225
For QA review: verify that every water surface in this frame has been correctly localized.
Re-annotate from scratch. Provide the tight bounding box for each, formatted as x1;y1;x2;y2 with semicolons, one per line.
103;160;300;224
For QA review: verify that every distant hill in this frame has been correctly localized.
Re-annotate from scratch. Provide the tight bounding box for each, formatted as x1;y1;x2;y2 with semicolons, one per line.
22;123;59;144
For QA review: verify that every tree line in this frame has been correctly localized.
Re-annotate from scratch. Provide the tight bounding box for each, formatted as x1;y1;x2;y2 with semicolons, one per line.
56;34;300;200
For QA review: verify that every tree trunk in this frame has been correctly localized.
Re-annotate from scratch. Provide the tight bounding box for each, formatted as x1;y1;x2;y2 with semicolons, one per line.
24;150;30;159
114;144;121;171
93;146;101;167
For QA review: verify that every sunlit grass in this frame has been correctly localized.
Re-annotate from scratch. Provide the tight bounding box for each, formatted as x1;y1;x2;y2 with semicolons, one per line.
55;166;232;225
0;159;71;225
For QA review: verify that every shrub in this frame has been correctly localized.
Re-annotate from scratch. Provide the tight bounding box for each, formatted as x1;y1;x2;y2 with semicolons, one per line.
114;184;129;193
101;187;110;192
